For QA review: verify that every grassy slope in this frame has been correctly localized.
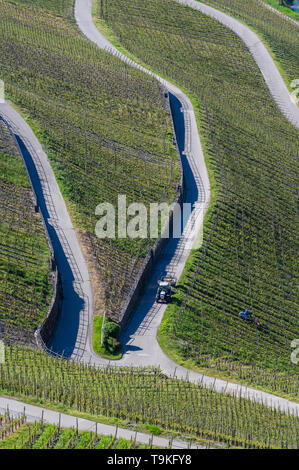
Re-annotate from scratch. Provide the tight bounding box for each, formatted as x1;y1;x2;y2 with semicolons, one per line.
0;394;218;448
99;0;299;396
0;0;179;321
0;344;298;449
264;0;299;20
0;121;52;343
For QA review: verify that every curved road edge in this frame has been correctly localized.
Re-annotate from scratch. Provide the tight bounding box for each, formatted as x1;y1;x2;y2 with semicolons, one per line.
178;0;299;124
75;0;299;415
75;0;211;368
0;101;93;360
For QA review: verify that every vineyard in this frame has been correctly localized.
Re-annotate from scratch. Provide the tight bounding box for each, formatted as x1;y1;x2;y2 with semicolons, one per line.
0;345;298;448
0;0;179;321
200;0;299;84
100;0;299;394
13;0;75;18
0;411;151;449
0;120;52;345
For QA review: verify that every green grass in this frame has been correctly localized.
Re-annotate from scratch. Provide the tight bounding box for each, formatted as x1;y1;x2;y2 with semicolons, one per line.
0;392;219;447
0;344;298;449
99;0;299;395
0;121;52;343
0;0;180;321
264;0;299;20
144;424;163;436
93;316;122;359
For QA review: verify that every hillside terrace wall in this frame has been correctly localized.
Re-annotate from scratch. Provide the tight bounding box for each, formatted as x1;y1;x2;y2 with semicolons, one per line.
118;89;184;327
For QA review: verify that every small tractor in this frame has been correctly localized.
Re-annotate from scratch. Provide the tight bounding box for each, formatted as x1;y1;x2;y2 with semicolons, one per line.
156;276;176;303
239;309;262;329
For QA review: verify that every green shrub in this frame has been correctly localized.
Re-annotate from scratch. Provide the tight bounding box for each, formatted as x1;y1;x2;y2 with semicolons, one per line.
104;322;121;341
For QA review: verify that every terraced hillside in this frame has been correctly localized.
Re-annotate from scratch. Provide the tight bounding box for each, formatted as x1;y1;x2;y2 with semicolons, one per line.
200;0;299;85
0;412;151;449
1;344;298;449
14;0;74;17
0;120;52;345
99;0;299;395
0;0;179;322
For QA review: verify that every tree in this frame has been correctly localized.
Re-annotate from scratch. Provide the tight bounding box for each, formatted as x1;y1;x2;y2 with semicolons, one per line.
104;321;120;341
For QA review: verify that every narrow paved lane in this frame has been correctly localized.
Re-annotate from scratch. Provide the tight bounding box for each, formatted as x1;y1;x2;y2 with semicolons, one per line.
0;396;207;449
0;0;297;419
75;0;210;367
74;0;299;415
176;0;299;126
0;103;92;360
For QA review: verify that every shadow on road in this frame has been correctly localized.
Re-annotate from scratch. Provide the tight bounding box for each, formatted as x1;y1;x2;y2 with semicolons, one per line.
2;90;198;359
13;133;84;358
124;344;143;352
120;93;199;350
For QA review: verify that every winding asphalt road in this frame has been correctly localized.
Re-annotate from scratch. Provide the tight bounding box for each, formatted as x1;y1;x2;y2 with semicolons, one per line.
73;0;299;414
0;103;93;360
74;0;211;366
0;0;298;417
177;0;299;125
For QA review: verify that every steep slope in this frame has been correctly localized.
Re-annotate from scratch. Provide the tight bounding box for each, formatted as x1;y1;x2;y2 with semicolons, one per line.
200;0;299;87
0;120;52;345
100;0;299;396
1;344;298;448
0;0;179;325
